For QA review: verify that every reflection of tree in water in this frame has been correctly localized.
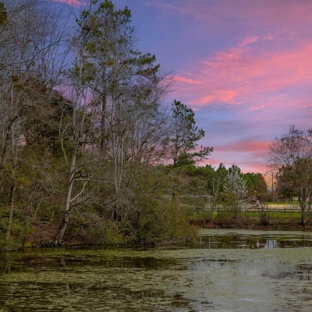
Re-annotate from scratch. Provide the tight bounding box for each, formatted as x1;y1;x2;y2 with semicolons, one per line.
264;237;312;248
200;234;312;249
264;239;279;249
186;256;312;311
262;263;312;282
296;264;312;281
262;269;297;279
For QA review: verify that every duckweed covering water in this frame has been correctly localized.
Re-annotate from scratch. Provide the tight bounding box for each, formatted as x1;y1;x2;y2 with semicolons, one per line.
1;230;312;311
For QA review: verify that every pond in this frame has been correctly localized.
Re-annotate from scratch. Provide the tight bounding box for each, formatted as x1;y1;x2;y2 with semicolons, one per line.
1;229;312;311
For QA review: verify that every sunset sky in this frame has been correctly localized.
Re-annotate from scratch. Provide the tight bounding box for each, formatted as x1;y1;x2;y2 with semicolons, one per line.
52;0;312;173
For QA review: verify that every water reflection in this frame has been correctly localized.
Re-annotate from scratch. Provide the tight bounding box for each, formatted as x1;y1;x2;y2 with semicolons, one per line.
1;230;312;311
264;239;278;249
0;254;182;273
199;230;312;249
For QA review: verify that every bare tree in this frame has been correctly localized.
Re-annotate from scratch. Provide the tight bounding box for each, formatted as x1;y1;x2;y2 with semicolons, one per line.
268;125;312;226
52;9;98;244
76;1;171;222
0;0;69;241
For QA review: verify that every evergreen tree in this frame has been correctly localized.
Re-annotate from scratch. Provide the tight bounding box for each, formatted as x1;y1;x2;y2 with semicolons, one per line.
169;100;213;167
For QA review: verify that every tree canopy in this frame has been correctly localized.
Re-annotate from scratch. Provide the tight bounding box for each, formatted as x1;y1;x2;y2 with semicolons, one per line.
0;0;213;248
268;125;312;226
169;100;213;167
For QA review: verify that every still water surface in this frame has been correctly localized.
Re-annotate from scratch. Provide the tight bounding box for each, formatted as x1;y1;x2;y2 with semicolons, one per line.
1;229;312;311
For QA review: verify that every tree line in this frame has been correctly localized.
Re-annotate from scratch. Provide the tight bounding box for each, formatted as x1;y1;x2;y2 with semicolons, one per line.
0;0;216;249
268;125;312;226
1;1;303;250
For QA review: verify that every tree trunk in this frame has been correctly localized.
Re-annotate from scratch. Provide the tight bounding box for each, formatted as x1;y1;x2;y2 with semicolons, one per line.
100;69;107;152
299;190;310;227
301;209;306;227
6;184;16;240
54;152;76;244
54;209;71;245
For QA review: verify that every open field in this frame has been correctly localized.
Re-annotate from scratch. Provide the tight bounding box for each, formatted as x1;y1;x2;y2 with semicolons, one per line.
178;196;312;229
247;203;301;213
185;200;311;230
189;211;306;231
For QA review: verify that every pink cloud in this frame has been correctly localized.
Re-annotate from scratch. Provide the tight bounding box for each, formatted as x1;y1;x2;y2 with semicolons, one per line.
195;89;238;106
217;140;270;155
201;157;269;174
239;36;259;47
148;1;312;31
197;139;271;172
174;75;202;85
51;0;85;7
174;39;312;110
145;0;312;173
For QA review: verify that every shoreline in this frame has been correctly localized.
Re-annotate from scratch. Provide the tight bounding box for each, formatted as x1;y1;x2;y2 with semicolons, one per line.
190;217;312;232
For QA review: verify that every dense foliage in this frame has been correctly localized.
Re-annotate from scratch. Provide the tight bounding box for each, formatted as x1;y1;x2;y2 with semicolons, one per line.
0;0;270;250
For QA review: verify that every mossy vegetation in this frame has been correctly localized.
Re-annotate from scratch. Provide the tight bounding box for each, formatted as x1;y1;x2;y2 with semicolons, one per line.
1;233;312;311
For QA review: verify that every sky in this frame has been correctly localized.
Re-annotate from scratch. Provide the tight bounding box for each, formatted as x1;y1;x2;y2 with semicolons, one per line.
51;0;312;173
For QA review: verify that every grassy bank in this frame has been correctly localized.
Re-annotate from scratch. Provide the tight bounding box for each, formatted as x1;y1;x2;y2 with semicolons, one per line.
189;210;311;231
